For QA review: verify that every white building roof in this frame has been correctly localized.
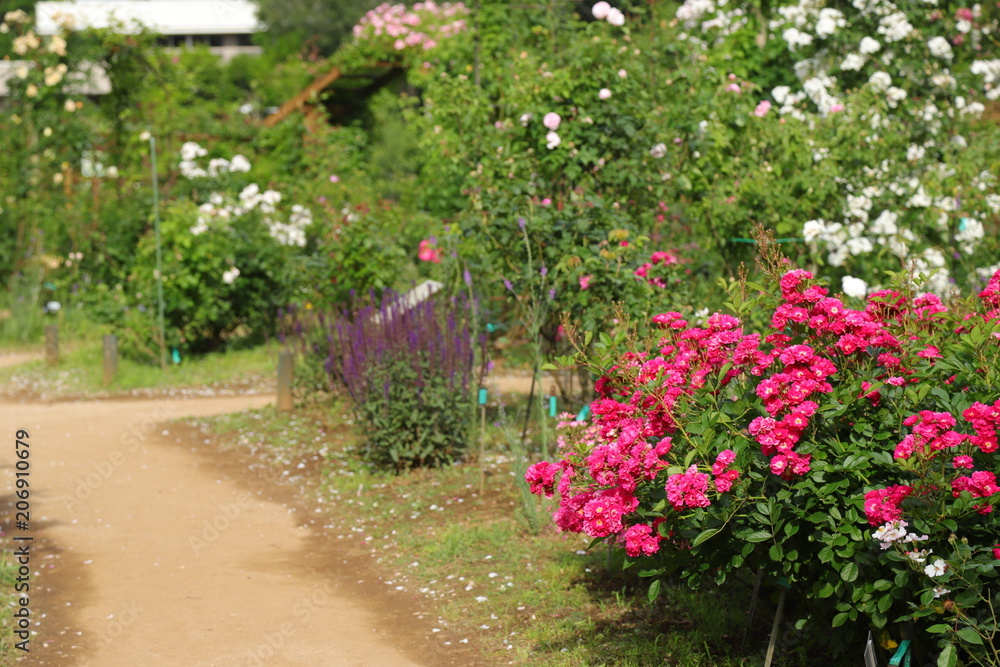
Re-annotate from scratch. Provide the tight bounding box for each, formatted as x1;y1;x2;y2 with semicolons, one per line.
35;1;262;36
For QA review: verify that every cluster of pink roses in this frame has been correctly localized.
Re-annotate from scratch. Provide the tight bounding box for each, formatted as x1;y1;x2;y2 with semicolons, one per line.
633;250;686;288
528;265;1000;567
864;403;1000;521
417;238;442;263
527;309;761;551
352;1;469;51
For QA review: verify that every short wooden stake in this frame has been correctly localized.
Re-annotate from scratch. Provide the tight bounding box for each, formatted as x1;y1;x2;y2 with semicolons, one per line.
102;335;118;386
764;587;787;667
277;351;294;412
45;325;59;366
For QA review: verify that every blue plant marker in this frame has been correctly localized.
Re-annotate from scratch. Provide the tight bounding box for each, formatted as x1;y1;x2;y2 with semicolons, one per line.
959;217;969;232
549;395;557;417
171;348;181;364
478;388;487;405
889;640;911;667
486;322;497;333
576;404;591;421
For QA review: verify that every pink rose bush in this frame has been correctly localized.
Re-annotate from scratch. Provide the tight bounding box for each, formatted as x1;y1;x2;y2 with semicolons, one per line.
531;260;1000;656
351;2;469;54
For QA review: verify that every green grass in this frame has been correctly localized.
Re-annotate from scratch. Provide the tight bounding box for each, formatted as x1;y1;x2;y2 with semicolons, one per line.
0;338;278;399
0;553;19;665
191;402;812;667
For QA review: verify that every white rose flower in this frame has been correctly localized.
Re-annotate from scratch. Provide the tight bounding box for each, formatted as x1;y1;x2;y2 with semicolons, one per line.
868;71;892;92
229;155;251;173
842;275;868;298
859;37;881;54
923;559;947;578
841;53;866;71
927;36;953;60
607;8;625;26
802;219;826;242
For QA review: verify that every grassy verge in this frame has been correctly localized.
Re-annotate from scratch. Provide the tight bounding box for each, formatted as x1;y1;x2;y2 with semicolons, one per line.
0;340;278;400
190;400;802;667
0;552;19;665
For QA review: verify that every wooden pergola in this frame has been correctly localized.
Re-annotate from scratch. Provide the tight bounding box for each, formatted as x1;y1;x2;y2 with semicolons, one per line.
263;61;405;127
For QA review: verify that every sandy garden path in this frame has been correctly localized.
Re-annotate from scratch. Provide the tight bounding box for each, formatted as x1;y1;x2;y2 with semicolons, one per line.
0;394;463;667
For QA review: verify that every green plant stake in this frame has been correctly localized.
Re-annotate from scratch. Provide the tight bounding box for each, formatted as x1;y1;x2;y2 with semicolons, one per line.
889;640;911;667
150;134;167;372
479;386;487;495
549;394;556;418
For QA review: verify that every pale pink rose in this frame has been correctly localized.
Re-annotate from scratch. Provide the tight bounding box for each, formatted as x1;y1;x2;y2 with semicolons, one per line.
592;1;611;19
726;83;741;93
599;88;612;100
543;112;561;130
754;100;772;117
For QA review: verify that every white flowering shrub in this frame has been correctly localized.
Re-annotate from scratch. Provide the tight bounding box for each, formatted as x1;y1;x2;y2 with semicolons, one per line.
123;143;315;358
661;0;1000;296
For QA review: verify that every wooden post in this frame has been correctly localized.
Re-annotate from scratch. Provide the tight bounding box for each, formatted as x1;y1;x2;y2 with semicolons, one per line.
102;335;118;387
44;325;59;366
277;351;294;412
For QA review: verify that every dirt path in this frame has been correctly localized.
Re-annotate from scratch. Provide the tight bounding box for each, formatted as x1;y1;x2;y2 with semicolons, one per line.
0;396;452;666
0;352;39;370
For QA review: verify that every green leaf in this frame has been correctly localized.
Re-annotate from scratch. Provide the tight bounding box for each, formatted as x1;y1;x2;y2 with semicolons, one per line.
743;531;773;543
840;562;859;583
693;528;721;547
937;644;957;667
832;612;849;628
648;579;661;604
956;628;984;645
